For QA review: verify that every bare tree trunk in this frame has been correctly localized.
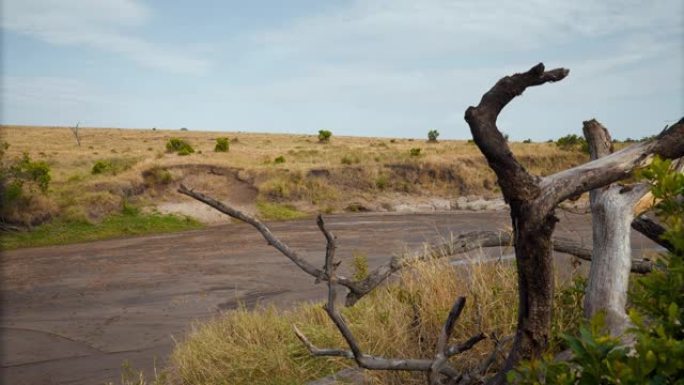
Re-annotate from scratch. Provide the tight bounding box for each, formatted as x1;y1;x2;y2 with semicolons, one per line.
582;120;650;336
180;64;684;384
464;64;684;384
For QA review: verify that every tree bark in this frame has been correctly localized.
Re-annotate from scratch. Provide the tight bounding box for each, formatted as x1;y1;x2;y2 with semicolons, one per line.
582;120;649;336
464;64;684;383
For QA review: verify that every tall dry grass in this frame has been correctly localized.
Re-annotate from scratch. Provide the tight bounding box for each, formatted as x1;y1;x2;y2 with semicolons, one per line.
166;252;584;385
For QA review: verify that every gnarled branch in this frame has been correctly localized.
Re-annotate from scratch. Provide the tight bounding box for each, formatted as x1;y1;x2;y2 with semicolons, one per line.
294;216;503;384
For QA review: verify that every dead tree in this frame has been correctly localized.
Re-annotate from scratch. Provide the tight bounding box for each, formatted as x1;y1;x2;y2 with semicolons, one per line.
70;122;81;147
179;63;684;383
463;63;683;380
581;120;652;336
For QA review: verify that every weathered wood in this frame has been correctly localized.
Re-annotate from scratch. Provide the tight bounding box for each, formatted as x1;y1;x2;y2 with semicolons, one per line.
465;64;569;379
582;120;650;336
632;216;672;252
464;63;683;383
179;63;683;384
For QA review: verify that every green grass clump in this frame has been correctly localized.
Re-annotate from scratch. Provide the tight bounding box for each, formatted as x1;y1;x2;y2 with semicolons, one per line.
256;201;306;221
214;137;230;152
0;207;202;250
165;138;194;155
91;157;138;175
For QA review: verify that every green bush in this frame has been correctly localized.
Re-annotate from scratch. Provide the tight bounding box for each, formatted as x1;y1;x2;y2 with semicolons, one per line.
556;134;589;153
318;130;332;143
0;153;52;222
427;129;439;142
91;158;138;175
274;156;286;164
1;153;51;195
523;139;533;144
165;138;194;155
214;137;230;152
91;160;111;174
409;148;421;157
508;156;684;384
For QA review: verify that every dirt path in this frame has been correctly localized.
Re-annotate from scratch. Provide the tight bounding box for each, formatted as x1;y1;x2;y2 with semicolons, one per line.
0;211;657;385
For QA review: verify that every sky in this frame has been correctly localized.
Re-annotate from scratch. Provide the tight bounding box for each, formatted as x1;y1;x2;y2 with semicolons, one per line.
1;0;682;140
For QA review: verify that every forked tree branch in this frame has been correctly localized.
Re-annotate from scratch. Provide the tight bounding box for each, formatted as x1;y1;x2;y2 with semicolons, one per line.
465;63;569;202
463;63;682;382
178;184;327;280
540;118;684;211
295;216;494;384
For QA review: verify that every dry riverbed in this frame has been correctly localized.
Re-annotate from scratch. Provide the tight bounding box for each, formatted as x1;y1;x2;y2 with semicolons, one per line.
0;211;657;385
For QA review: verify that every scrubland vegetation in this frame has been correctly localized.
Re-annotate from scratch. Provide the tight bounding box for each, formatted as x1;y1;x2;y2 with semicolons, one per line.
0;125;636;249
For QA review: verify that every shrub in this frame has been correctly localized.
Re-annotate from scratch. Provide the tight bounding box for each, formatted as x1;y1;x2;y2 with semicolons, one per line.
165;138;194;155
523;139;532;144
1;153;51;194
427;129;439;142
90;158;137;175
214;137;230;152
318;130;332;143
556;134;588;153
91;160;111;174
0;153;53;225
409;148;421;157
375;174;389;190
274;156;286;164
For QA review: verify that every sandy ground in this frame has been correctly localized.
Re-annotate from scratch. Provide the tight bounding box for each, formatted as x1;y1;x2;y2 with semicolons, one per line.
0;211;657;385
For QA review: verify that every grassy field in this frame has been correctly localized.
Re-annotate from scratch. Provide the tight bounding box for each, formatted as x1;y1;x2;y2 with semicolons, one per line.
1;125;590;248
0;205;202;250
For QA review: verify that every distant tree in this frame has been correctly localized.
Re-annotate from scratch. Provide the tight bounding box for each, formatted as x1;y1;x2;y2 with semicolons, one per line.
70;122;81;147
180;127;188;131
523;139;532;143
427;129;439;142
318;130;332;143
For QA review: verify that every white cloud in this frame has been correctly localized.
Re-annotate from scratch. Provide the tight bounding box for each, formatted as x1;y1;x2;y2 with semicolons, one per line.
229;0;682;138
251;0;681;63
1;0;210;74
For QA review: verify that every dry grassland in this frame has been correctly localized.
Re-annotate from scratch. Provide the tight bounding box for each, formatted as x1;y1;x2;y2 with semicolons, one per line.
1;125;588;232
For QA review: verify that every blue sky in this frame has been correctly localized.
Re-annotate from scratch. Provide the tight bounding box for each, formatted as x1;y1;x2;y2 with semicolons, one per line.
2;0;682;140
